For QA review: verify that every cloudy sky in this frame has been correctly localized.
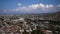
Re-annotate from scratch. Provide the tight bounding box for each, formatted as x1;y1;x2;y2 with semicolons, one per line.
0;0;60;14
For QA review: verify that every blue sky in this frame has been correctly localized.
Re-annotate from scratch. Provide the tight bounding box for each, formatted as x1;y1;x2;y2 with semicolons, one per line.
0;0;60;14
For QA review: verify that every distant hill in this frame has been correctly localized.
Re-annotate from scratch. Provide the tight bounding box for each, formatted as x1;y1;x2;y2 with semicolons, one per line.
27;11;60;22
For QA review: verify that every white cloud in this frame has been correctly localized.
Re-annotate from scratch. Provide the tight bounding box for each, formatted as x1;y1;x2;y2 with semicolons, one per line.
46;4;54;8
49;5;54;7
57;4;60;7
12;9;18;11
13;3;55;12
28;3;45;9
46;5;49;8
39;3;45;8
28;4;39;9
18;3;21;6
3;3;60;14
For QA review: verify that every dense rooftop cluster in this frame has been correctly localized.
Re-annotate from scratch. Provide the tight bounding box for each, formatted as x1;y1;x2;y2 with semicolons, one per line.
0;14;60;34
